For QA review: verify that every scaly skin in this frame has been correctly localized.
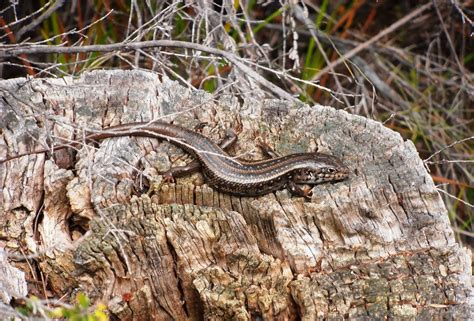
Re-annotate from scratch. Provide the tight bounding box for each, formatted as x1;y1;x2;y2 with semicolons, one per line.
1;121;350;196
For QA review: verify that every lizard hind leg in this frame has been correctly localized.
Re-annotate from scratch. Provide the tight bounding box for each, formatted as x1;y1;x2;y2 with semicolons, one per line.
256;140;281;158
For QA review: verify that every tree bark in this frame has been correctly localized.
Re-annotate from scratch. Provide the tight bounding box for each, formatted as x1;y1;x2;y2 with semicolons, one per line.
0;70;471;320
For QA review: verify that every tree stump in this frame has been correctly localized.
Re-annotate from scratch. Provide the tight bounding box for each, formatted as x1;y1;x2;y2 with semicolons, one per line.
0;70;471;320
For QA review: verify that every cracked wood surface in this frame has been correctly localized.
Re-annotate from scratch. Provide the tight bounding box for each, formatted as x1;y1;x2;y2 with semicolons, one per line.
0;70;471;320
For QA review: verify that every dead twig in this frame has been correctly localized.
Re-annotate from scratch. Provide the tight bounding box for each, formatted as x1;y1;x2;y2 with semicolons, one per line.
16;0;66;40
0;39;296;101
310;2;433;80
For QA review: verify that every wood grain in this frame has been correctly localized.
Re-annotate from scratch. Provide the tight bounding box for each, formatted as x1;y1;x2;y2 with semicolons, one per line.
0;70;471;320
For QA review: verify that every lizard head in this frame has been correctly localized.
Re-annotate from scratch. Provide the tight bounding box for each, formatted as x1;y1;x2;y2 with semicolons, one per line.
291;153;350;185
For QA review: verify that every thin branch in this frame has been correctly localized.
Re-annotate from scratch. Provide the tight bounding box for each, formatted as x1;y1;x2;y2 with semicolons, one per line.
433;0;466;74
0;1;53;30
310;2;433;80
424;136;474;162
449;0;474;29
293;4;351;107
437;187;474;208
24;10;114;46
0;40;296;101
16;0;66;40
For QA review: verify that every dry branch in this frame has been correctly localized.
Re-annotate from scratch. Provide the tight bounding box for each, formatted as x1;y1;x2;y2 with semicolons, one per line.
0;40;295;101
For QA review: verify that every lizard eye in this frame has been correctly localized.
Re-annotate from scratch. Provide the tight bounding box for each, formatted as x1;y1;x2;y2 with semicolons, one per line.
328;168;336;173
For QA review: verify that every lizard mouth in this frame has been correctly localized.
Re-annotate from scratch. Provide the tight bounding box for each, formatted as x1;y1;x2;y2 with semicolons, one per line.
292;168;349;184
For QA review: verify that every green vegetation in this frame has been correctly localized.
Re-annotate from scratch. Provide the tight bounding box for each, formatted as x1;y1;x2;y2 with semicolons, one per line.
16;293;107;321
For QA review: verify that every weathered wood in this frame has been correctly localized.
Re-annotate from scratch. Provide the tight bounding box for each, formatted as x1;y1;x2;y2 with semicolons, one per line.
0;248;27;304
0;70;471;320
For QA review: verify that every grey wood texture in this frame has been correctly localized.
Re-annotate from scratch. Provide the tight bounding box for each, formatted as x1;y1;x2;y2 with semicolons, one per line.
0;70;471;320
